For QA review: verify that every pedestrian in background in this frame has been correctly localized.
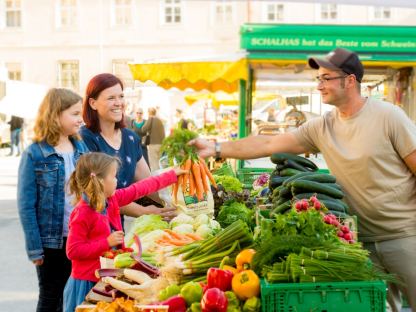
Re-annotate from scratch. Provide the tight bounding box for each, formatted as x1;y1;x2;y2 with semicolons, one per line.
129;107;149;166
7;115;24;156
17;88;88;312
63;152;185;311
190;48;416;312
80;73;177;222
138;107;165;171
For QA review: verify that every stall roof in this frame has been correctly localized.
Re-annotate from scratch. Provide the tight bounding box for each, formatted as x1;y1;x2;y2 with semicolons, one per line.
129;55;247;93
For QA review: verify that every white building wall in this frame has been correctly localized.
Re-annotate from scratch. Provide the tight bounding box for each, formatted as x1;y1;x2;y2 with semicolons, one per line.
0;0;415;94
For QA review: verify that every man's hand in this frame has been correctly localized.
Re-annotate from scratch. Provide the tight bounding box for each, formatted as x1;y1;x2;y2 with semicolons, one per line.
188;138;215;159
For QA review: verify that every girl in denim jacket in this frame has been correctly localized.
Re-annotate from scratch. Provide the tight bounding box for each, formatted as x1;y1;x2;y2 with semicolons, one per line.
17;88;88;312
63;152;185;311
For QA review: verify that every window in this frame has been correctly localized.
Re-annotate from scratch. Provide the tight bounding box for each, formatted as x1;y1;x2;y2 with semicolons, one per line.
162;0;181;24
6;62;21;80
320;4;337;21
112;59;134;88
57;60;79;91
213;0;234;24
5;0;21;28
56;0;78;28
373;7;391;20
111;0;134;27
266;3;284;22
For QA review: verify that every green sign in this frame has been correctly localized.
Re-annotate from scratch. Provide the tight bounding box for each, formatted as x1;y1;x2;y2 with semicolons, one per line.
241;24;416;54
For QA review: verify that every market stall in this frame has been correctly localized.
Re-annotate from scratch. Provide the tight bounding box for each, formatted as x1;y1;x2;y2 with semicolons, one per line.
74;128;396;312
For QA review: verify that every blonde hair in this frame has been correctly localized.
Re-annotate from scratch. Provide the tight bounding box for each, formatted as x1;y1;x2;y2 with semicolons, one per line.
69;152;119;212
33;88;82;145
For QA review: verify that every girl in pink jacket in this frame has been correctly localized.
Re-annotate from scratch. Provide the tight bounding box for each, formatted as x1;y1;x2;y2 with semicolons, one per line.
63;152;185;311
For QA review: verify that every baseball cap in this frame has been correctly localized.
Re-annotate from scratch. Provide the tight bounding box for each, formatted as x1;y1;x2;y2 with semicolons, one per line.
308;48;364;83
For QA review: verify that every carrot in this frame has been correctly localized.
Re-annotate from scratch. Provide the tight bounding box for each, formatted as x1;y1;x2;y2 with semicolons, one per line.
192;161;204;201
199;156;217;189
185;232;203;241
199;160;209;194
189;171;196;196
183;158;192;192
172;181;179;204
164;229;184;240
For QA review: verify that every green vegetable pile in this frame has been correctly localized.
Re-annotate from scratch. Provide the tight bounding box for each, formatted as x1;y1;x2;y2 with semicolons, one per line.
216;201;253;229
213;175;243;193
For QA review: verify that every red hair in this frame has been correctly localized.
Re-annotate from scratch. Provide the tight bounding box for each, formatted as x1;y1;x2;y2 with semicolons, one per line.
83;73;126;133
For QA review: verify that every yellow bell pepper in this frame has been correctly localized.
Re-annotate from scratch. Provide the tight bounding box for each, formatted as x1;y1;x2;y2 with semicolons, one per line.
235;249;256;271
222;265;238;275
231;270;260;301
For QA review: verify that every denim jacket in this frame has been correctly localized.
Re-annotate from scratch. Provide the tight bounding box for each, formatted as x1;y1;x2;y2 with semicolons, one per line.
17;138;89;261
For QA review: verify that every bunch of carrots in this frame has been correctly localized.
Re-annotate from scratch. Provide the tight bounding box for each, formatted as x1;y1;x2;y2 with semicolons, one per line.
160;129;218;204
155;229;203;247
172;156;218;204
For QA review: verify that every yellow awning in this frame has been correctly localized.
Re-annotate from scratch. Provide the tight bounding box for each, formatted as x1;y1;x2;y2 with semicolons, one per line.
129;59;248;93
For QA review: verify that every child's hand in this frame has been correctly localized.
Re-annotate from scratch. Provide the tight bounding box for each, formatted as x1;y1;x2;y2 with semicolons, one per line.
174;167;188;176
107;231;124;247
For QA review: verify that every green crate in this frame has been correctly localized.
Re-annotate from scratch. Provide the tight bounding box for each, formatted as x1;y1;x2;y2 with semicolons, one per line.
260;279;386;312
236;168;273;189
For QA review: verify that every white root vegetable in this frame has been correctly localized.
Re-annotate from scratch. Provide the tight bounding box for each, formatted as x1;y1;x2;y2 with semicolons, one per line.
123;269;152;284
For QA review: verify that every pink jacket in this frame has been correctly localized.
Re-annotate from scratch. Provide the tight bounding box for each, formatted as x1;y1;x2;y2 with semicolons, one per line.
66;170;177;282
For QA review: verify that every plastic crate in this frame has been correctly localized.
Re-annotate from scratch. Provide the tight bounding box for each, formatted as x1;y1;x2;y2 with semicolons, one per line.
236;168;273;189
260;279;386;312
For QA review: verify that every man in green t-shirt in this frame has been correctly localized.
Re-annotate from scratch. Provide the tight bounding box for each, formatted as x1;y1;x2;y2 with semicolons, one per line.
190;48;416;311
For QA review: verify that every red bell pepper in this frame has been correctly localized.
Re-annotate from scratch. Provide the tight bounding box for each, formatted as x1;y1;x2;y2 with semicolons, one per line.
201;287;228;312
160;295;187;312
207;268;233;291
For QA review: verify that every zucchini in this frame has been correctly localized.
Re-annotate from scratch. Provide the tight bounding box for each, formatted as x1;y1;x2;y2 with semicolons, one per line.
284;159;311;172
272;200;292;214
271;153;318;170
320;199;346;213
290;180;344;199
269;176;288;189
279;168;303;177
297;174;336;184
282;171;316;186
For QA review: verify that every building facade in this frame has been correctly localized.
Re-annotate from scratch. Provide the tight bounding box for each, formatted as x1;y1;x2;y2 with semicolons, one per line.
1;0;415;95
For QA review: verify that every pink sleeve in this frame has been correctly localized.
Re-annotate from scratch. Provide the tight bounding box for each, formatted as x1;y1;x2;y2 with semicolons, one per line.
66;211;109;260
114;170;178;207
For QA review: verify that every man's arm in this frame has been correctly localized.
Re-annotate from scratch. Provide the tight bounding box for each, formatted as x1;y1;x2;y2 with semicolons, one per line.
191;132;308;159
403;150;416;175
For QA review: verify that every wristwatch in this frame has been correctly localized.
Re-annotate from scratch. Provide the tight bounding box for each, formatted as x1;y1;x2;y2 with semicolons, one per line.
215;142;221;160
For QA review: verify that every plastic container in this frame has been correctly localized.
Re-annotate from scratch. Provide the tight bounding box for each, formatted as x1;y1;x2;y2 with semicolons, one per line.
260;279;386;312
236;168;273;189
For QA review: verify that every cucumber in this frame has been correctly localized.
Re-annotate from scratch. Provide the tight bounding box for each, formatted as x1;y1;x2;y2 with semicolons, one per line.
320;199;346;213
282;172;316;186
269;176;288;189
275;164;287;171
279;168;303;177
284;159;311;172
272;200;292;214
292;193;336;201
297;174;336;184
271;153;318;170
278;186;292;199
324;183;342;190
327;210;349;218
290;180;344;199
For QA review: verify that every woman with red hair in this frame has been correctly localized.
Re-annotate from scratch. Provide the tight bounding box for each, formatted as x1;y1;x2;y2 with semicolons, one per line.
80;73;177;222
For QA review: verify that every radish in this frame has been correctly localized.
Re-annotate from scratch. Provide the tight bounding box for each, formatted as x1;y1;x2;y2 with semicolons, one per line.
343;232;353;241
337;230;344;238
313;201;321;210
341;225;350;233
